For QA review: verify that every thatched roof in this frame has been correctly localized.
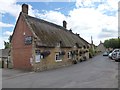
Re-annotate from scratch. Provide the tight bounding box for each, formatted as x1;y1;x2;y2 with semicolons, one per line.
21;12;89;48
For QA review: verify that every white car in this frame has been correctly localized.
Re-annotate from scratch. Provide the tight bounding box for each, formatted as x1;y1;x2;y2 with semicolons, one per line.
111;49;120;60
108;53;112;59
115;51;120;62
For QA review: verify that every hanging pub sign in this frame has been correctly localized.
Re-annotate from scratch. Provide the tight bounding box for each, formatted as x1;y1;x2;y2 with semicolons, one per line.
25;36;32;45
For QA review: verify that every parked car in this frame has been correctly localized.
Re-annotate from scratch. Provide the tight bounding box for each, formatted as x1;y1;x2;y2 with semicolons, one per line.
108;53;112;59
111;52;117;60
115;51;120;62
111;49;120;60
103;51;109;56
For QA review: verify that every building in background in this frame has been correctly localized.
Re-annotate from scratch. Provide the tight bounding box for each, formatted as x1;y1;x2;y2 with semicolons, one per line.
0;49;10;68
96;41;106;52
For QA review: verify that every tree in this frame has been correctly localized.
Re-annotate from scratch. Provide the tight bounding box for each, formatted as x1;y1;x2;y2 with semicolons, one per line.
4;35;12;49
4;41;10;49
104;40;109;48
104;38;120;49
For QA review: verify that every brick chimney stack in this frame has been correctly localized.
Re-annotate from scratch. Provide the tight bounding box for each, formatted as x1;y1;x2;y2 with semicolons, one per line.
22;4;28;14
63;20;67;29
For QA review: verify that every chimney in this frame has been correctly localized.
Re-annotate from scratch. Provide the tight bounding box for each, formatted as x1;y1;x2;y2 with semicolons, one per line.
100;41;102;44
63;20;67;28
22;4;28;14
69;29;72;33
76;33;79;37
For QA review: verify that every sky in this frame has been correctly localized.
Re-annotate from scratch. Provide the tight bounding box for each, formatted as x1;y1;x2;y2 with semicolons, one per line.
0;0;119;49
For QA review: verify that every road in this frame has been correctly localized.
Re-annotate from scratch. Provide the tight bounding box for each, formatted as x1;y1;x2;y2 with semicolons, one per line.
2;54;118;88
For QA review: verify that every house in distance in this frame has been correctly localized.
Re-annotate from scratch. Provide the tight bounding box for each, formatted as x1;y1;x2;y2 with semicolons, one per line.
11;4;90;71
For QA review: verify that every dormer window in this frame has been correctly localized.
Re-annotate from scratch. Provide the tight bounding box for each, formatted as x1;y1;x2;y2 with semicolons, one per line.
56;43;60;47
75;43;79;48
56;41;62;48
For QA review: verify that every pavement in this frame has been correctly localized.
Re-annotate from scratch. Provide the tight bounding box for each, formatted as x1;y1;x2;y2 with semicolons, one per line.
2;54;118;88
2;69;34;80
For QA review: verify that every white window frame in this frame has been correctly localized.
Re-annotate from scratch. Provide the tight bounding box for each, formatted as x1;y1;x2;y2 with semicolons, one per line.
35;50;43;63
35;53;43;63
68;51;72;59
35;55;41;63
55;53;62;62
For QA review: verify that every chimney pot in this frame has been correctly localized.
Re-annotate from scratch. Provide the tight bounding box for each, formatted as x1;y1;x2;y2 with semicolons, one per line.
76;33;79;36
22;4;28;14
69;29;72;33
63;20;67;28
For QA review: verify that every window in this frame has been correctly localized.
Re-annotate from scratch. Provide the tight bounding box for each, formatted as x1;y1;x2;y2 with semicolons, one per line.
56;42;60;47
68;51;72;59
55;53;62;62
35;50;43;63
35;55;40;63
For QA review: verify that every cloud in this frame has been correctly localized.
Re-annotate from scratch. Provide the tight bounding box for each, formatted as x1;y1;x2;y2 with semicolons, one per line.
3;31;13;36
98;28;118;38
0;0;37;19
102;28;116;33
54;8;62;11
0;37;4;49
36;10;66;26
0;0;119;48
0;22;14;27
1;31;12;49
0;0;21;18
33;0;118;45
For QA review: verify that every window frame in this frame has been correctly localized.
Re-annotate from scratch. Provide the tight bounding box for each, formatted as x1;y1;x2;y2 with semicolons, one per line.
35;50;43;63
68;51;72;59
55;53;62;62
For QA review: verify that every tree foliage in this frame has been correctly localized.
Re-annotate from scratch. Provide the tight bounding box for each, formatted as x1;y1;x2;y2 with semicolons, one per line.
4;35;12;49
4;41;10;49
104;38;120;49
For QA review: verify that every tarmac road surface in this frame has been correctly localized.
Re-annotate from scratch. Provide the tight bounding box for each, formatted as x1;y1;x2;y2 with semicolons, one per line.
2;54;118;88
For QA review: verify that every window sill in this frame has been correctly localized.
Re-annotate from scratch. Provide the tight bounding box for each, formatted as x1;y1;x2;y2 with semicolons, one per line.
55;60;62;62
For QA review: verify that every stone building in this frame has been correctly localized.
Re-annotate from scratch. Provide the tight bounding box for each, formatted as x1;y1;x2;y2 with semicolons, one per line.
11;4;90;71
0;49;10;68
96;41;106;52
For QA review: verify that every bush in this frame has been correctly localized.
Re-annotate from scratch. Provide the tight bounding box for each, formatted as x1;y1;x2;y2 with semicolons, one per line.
89;53;93;58
72;60;77;64
41;50;50;57
89;48;95;57
83;56;87;61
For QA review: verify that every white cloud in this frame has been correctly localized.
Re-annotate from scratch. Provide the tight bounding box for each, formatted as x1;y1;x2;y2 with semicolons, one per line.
0;37;4;49
0;22;14;27
3;31;13;36
70;1;118;45
34;3;118;45
0;0;119;49
0;0;21;18
36;10;66;26
0;36;10;49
